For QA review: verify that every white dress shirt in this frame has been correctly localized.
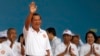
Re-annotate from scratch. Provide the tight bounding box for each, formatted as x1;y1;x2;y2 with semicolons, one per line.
3;40;21;56
0;43;15;56
55;42;79;56
50;36;61;55
23;26;51;56
80;43;100;56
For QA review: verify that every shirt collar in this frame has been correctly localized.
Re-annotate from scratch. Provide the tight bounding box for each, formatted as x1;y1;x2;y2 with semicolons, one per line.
87;43;95;46
52;36;57;41
6;39;17;44
30;27;42;33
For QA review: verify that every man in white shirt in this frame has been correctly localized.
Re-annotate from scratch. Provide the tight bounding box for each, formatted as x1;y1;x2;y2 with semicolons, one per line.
71;35;84;52
23;2;51;56
46;27;61;55
3;28;25;56
0;30;15;56
55;29;78;56
0;43;15;56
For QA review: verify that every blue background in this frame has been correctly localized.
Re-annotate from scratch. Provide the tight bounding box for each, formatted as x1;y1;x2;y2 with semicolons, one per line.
0;0;100;42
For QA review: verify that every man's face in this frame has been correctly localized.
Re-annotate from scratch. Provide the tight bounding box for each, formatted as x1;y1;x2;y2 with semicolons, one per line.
31;15;41;30
8;29;16;42
72;37;80;45
46;32;53;41
63;34;72;43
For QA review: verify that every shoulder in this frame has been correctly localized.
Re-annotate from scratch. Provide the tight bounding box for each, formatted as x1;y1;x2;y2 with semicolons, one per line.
40;29;47;33
15;41;21;45
80;43;89;49
94;43;100;47
1;43;11;50
70;43;76;47
2;40;9;45
54;37;61;43
56;43;64;48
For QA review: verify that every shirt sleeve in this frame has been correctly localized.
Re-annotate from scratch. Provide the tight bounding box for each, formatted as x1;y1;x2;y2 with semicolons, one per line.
72;45;79;56
54;45;62;56
45;32;52;56
79;39;84;46
52;38;61;55
79;46;85;56
23;26;28;38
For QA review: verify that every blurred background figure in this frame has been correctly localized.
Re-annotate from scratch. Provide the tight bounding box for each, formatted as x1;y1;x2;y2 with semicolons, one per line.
80;31;100;56
3;28;25;56
0;29;15;56
96;36;100;44
71;35;84;52
18;33;25;56
0;30;7;42
18;33;25;45
55;29;78;56
46;27;61;55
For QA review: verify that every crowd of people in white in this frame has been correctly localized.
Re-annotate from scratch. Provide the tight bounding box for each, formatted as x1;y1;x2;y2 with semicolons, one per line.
0;2;100;56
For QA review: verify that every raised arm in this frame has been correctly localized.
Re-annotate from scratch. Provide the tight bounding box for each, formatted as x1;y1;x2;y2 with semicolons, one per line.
25;2;37;30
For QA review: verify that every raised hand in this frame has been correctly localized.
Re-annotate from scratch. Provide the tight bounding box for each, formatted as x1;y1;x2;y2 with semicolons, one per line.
29;2;37;14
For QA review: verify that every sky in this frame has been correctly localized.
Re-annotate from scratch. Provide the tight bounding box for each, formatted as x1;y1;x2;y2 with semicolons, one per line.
0;0;100;42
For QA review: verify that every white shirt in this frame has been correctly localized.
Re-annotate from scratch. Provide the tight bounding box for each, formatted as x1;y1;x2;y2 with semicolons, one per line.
77;39;84;52
55;42;79;56
23;26;51;56
50;36;61;55
0;43;15;56
80;43;100;56
3;40;21;56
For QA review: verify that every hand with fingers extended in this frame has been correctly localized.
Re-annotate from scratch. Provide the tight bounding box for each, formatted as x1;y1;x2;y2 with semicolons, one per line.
85;45;93;56
57;46;68;56
64;46;68;54
29;2;37;14
69;46;76;56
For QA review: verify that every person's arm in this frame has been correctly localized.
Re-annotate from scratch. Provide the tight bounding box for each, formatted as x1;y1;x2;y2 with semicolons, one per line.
25;2;37;30
21;44;25;56
69;46;77;56
79;46;85;56
46;50;50;56
57;52;66;56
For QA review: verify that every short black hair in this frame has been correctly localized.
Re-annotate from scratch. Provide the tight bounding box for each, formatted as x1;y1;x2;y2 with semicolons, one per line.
46;27;56;36
85;31;97;43
7;28;16;34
